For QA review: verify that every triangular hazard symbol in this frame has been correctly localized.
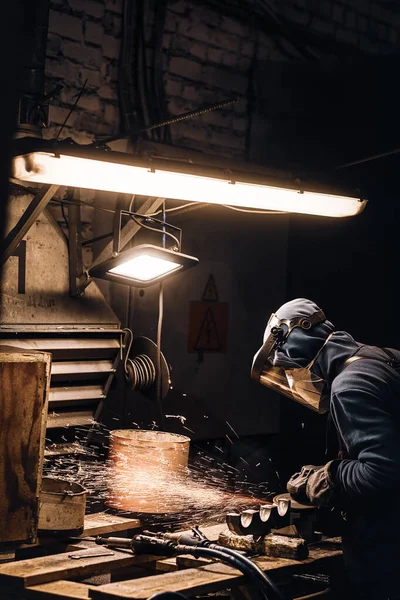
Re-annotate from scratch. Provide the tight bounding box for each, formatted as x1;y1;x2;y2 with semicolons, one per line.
202;274;219;302
194;307;221;351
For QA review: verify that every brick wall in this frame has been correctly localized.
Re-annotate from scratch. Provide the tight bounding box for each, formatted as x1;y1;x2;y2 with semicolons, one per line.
45;0;122;143
44;0;400;153
277;0;399;52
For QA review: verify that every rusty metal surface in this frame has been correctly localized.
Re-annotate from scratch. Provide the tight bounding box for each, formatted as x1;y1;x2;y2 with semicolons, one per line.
38;477;86;534
107;430;191;514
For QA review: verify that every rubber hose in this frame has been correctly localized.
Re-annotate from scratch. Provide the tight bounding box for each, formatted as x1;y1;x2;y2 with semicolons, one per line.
209;543;284;600
175;544;281;600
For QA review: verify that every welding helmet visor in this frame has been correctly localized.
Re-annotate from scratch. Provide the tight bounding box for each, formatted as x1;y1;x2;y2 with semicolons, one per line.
251;309;330;413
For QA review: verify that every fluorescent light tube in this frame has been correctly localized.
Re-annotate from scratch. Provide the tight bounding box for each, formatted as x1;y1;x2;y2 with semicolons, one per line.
12;151;367;218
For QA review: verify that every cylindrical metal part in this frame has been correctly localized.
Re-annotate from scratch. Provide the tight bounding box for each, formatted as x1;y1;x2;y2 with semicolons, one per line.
106;430;190;514
38;477;86;535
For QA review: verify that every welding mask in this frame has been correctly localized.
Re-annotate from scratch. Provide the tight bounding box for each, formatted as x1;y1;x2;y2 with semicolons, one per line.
251;300;334;413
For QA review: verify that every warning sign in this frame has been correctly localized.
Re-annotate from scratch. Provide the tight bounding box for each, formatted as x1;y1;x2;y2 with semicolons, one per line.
202;275;219;302
188;301;229;353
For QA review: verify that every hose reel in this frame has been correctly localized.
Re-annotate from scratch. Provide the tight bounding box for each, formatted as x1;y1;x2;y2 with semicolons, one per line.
124;335;170;401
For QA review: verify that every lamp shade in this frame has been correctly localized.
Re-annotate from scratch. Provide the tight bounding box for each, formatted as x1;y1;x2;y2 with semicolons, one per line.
11;138;368;218
89;244;199;287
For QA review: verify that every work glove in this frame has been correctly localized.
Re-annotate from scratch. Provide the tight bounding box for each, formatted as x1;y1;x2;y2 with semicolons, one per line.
286;460;340;507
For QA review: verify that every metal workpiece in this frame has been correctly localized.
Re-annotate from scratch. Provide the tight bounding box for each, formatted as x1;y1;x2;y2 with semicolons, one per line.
226;494;320;542
227;500;291;536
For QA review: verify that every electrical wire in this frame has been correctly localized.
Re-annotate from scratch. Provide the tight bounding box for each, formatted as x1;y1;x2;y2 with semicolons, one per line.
128;194;136;212
222;205;288;214
52;198;115;214
129;214;181;249
152;0;169;143
61;202;69;229
122;327;134;377
119;0;136;133
146;202;209;216
136;0;152;136
56;79;88;140
156;281;165;430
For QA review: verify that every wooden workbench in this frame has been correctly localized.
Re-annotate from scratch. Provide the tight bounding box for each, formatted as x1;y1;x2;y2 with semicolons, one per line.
0;519;343;600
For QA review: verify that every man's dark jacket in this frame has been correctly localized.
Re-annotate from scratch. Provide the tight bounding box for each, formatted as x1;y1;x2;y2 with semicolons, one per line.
274;299;400;599
325;333;400;599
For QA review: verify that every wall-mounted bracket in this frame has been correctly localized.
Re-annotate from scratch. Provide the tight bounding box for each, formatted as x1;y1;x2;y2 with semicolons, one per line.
2;184;59;265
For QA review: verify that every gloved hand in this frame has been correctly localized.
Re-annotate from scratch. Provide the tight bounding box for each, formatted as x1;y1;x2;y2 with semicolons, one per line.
287;460;340;507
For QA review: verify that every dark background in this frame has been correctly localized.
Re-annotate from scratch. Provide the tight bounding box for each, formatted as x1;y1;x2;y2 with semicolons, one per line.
1;5;399;493
249;53;400;483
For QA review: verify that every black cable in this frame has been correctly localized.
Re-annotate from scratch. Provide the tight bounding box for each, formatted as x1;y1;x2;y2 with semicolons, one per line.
61;202;69;229
56;79;88;140
208;544;284;600
136;0;152;136
119;0;136;133
174;544;282;600
152;0;170;143
53;198;115;214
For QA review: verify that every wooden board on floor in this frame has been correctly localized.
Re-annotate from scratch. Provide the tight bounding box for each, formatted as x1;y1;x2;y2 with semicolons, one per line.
89;539;343;600
17;513;142;552
0;349;52;545
81;513;142;537
90;560;243;600
155;556;213;573
25;580;94;600
0;548;161;589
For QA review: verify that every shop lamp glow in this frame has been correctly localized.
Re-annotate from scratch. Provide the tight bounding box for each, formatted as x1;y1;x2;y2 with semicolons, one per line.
89;244;199;287
11;138;368;218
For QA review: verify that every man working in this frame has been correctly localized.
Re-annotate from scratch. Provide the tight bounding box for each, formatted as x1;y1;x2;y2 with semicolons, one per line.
251;298;400;600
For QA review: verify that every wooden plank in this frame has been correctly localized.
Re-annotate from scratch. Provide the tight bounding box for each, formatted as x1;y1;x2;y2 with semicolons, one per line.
89;540;342;600
81;513;142;536
0;548;161;589
155;558;179;573
47;411;95;429
90;560;244;600
0;349;52;545
26;580;94;600
176;556;213;569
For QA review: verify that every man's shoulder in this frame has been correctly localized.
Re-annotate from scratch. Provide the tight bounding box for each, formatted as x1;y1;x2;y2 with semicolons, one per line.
331;352;400;398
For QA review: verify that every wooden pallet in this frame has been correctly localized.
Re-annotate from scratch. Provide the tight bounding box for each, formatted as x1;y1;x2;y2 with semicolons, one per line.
0;519;343;600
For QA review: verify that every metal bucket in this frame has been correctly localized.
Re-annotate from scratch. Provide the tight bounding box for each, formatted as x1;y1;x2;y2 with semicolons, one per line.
38;477;86;535
106;430;190;514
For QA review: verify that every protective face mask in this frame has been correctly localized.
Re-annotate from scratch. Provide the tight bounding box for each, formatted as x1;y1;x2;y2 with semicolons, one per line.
285;368;329;414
